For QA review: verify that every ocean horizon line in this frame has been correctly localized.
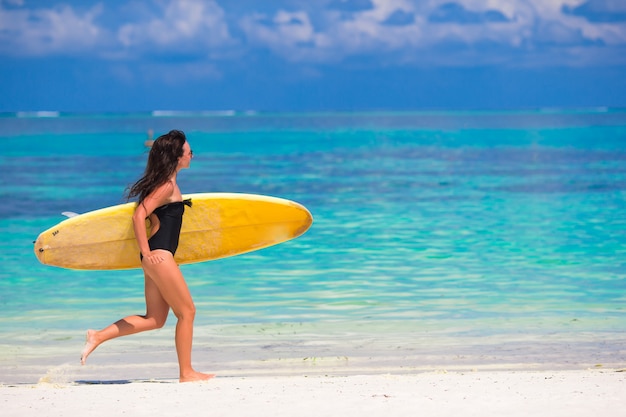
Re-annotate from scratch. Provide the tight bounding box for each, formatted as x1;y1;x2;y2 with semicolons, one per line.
1;106;626;119
2;107;626;137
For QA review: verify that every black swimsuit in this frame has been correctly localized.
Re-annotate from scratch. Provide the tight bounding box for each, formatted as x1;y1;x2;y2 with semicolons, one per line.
140;199;191;259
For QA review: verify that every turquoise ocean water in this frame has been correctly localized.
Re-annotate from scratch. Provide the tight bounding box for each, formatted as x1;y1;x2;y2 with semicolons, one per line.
1;110;625;383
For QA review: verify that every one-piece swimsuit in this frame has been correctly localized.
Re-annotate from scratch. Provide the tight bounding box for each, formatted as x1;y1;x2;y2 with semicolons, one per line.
140;199;191;259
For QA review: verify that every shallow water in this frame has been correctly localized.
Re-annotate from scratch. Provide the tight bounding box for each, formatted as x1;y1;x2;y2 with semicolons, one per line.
1;110;625;383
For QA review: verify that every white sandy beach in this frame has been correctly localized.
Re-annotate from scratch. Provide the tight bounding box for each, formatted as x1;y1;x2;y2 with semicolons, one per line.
2;322;626;416
2;370;625;417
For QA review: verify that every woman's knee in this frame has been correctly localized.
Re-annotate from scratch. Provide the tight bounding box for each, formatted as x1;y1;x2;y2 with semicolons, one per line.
153;315;168;329
144;314;167;329
174;303;196;321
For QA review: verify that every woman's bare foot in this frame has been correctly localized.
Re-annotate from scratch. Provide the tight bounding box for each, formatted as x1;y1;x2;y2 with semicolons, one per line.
80;329;100;365
179;370;216;383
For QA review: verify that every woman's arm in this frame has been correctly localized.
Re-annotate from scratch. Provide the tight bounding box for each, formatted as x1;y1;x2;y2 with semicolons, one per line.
133;181;174;263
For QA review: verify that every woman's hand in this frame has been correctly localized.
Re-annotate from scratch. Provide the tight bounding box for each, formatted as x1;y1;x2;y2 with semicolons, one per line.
144;251;165;265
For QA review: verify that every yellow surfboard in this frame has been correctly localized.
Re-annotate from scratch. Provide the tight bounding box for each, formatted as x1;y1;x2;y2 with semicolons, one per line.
34;193;313;270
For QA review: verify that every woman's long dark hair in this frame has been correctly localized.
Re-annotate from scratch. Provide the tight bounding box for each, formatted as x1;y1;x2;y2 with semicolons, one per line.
126;130;186;203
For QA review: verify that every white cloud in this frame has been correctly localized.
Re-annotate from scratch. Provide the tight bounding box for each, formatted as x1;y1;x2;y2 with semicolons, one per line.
240;11;314;47
240;11;333;62
239;0;424;62
329;0;421;49
118;0;233;53
0;3;103;55
0;0;234;59
238;0;626;66
1;0;624;67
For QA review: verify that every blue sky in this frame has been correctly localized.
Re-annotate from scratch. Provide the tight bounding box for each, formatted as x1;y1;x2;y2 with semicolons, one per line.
1;0;626;112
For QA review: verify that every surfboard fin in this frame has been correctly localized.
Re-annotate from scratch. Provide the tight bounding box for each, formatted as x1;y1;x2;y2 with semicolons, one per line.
62;211;80;218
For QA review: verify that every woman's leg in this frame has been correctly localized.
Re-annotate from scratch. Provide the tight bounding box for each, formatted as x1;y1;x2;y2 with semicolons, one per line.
80;270;170;365
140;251;214;382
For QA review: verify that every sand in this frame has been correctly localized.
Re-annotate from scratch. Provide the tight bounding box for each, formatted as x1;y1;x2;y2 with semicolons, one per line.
2;323;625;416
2;370;625;417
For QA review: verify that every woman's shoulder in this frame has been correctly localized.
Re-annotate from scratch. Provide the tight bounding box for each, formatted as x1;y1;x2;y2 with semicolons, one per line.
153;180;183;203
142;181;173;205
154;179;175;194
137;181;178;216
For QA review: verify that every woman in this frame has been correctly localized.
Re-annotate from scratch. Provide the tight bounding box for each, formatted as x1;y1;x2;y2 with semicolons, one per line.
80;130;213;383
